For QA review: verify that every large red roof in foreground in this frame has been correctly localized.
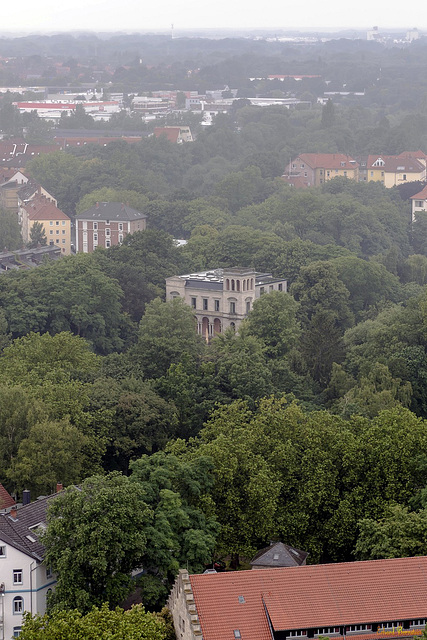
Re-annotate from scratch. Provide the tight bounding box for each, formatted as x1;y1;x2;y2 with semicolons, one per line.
190;557;427;640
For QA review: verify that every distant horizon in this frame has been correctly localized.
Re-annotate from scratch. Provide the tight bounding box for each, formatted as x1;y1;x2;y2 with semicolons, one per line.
0;25;424;38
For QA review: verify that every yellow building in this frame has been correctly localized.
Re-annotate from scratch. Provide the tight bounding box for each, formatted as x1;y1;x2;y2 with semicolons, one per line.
363;155;426;187
20;195;72;255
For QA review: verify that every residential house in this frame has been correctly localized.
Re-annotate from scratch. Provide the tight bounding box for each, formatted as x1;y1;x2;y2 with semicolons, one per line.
19;195;71;255
250;541;308;569
166;267;287;340
0;492;59;639
359;155;426;186
0;170;29;212
283;154;359;188
75;202;147;253
168;556;427;640
153;126;193;143
410;184;427;222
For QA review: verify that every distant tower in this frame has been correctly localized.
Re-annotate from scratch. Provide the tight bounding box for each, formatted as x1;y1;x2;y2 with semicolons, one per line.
171;23;174;40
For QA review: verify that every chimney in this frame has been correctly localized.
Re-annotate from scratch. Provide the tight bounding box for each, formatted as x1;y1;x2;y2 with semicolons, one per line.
9;505;18;519
96;202;99;209
56;482;63;493
22;489;31;505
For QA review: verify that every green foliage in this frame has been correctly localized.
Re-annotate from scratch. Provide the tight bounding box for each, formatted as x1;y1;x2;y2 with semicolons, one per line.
0;256;128;354
8;419;89;495
0;208;22;251
42;473;152;612
19;603;168;640
130;451;219;580
28;221;47;248
356;504;427;560
134;297;205;379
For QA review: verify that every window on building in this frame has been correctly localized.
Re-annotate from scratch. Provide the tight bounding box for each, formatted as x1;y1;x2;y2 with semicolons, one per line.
415;201;424;208
191;297;197;309
214;300;220;312
56;221;59;226
55;239;59;244
13;627;22;637
278;283;283;291
106;240;111;248
403;174;407;180
46;566;52;579
62;220;65;225
118;235;123;243
246;301;251;314
49;240;54;246
105;219;110;225
94;222;98;230
203;298;208;311
230;301;236;314
49;221;53;226
13;596;23;613
0;544;6;557
62;239;65;244
343;171;347;176
269;285;274;291
94;234;98;242
105;228;110;237
56;230;59;235
49;230;53;235
13;569;23;584
62;230;65;234
119;223;123;231
260;287;265;295
371;171;374;177
327;171;330;177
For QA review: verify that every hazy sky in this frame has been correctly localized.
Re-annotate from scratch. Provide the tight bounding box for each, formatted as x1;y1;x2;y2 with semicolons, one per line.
1;0;424;33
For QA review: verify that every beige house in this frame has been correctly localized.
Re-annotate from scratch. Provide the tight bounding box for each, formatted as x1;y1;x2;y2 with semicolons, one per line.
166;267;287;340
20;195;72;255
361;155;426;187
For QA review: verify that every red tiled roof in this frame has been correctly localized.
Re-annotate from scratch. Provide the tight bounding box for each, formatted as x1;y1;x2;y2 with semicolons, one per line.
410;185;427;200
153;127;180;143
24;195;69;221
296;153;358;169
397;150;427;161
0;483;15;509
189;557;427;640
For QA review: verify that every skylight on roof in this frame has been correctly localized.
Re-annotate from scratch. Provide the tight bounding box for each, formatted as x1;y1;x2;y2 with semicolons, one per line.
238;595;245;603
26;535;37;543
234;631;241;639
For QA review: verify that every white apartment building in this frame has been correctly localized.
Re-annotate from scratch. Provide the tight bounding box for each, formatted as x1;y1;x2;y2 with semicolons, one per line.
0;496;57;639
166;267;287;340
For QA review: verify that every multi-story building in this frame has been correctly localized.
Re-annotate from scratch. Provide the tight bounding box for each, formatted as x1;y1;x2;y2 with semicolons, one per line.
283;154;359;188
75;202;147;253
166;267;287;340
19;195;71;255
359;155;426;186
168;556;427;640
0;492;59;640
